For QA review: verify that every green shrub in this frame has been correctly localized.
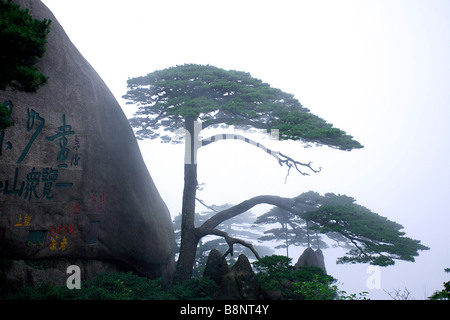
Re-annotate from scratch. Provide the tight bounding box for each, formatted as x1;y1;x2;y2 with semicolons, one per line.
292;274;338;300
3;272;174;300
3;271;219;300
168;278;218;300
293;274;369;300
2;256;370;300
429;281;450;300
252;254;368;300
253;255;331;299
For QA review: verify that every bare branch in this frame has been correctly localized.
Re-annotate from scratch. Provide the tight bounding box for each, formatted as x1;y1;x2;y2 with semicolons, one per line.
383;288;415;300
278;151;322;182
195;197;219;212
200;133;321;183
196;228;261;260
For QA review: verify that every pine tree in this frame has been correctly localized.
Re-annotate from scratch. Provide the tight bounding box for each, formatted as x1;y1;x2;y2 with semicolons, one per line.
123;64;364;282
0;0;51;129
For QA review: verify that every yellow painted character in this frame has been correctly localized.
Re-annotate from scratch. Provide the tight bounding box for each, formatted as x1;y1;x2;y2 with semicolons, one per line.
49;235;58;250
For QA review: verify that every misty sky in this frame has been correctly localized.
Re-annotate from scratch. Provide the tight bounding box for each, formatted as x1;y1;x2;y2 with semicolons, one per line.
42;0;450;299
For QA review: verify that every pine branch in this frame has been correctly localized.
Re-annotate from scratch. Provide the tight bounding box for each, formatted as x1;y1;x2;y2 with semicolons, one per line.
201;117;269;130
199;195;304;231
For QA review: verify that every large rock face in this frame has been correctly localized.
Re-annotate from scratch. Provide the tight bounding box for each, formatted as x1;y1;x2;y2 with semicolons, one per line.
0;0;175;284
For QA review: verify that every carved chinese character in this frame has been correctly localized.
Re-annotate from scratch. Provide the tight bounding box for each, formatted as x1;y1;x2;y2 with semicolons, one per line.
46;114;75;168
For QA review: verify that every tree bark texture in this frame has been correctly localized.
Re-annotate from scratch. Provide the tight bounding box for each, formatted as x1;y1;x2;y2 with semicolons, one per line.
173;163;199;283
173;117;200;283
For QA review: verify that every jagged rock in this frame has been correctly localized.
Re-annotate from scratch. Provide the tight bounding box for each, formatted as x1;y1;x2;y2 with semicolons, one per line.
0;0;175;285
295;248;327;273
216;255;262;300
203;249;229;286
314;248;327;274
3;260;66;291
295;247;318;267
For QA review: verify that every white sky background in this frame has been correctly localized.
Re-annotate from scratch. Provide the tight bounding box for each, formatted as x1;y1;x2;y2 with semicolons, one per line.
42;0;450;299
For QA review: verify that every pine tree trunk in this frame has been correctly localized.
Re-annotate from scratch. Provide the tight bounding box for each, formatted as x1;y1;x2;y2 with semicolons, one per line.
285;223;289;258
306;220;310;247
173;117;200;283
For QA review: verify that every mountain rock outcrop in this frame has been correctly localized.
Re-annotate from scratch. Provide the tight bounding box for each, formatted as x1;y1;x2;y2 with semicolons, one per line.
216;254;262;300
0;0;175;288
203;248;229;286
295;247;327;273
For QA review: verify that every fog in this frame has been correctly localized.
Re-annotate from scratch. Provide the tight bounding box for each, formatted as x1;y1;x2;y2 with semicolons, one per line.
42;0;450;299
